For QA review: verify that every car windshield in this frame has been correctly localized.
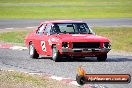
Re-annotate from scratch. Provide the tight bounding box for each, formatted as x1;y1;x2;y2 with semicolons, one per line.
50;23;93;34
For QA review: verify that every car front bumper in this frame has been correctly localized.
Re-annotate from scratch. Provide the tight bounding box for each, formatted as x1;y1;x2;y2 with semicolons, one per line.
60;48;111;56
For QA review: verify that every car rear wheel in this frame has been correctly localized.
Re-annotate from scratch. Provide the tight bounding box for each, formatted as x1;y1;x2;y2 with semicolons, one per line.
29;43;39;59
97;54;107;61
52;46;60;62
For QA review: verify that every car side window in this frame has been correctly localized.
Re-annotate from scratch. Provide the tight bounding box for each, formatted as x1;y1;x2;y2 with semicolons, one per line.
44;24;52;34
36;24;46;35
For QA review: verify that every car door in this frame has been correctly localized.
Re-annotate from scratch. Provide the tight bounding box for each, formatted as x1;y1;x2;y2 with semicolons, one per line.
34;23;52;56
34;23;48;55
43;23;53;56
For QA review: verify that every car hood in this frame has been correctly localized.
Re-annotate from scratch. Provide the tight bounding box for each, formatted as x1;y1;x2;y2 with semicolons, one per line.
52;34;110;42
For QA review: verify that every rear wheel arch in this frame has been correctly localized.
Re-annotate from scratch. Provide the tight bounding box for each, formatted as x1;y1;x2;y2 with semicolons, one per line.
29;42;39;59
29;41;32;45
29;41;37;51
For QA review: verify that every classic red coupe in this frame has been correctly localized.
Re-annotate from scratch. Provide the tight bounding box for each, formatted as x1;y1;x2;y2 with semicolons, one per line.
25;20;111;61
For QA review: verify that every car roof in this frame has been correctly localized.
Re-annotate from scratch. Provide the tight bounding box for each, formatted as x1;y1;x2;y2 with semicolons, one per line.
44;20;84;24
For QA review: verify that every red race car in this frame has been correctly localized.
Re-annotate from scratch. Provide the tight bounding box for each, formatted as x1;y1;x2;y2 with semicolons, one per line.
25;20;111;62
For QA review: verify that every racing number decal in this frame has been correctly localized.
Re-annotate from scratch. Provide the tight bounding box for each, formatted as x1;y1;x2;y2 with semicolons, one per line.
41;41;46;51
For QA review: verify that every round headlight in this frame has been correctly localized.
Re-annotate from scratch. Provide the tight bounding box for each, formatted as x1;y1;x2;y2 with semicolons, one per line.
104;42;111;48
62;42;68;48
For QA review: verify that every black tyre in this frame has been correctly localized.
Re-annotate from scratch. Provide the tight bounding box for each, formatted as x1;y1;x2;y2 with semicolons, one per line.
29;43;39;59
52;46;60;62
97;54;107;61
76;75;86;85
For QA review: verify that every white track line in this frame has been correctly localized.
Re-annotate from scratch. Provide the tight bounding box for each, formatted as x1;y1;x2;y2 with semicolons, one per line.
10;46;28;50
70;81;80;86
2;26;36;30
25;26;36;29
50;76;64;81
5;28;14;29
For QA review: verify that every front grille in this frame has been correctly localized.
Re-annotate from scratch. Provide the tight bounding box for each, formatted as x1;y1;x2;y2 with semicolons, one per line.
72;42;100;48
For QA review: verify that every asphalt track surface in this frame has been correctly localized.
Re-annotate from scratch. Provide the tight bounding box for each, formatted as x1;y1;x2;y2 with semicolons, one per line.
0;48;132;88
0;18;132;29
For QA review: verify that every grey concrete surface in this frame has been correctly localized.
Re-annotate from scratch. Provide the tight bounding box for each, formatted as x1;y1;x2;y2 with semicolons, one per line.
0;48;131;88
0;18;132;30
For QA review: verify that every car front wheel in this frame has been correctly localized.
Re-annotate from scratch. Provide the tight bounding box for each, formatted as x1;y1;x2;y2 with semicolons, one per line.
29;43;39;59
97;54;107;61
52;46;60;62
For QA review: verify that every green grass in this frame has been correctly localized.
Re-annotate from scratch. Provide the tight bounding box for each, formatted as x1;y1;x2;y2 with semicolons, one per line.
0;30;31;44
0;27;132;52
93;27;132;52
0;70;48;88
0;70;76;88
0;0;132;18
